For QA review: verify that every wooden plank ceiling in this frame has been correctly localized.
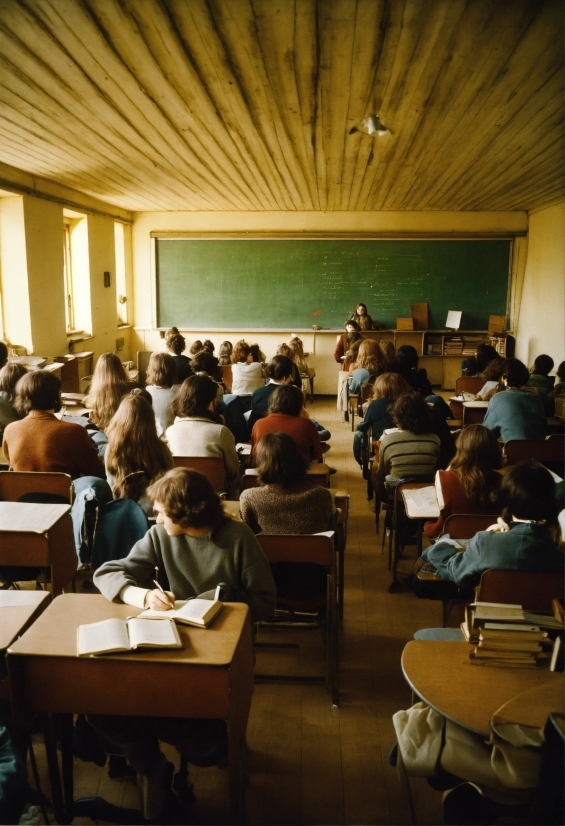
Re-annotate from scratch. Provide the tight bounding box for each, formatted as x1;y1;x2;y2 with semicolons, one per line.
0;0;562;212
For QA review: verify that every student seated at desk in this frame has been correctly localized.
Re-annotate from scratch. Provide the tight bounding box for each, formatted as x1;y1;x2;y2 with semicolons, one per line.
527;353;555;414
347;339;387;395
164;326;193;383
423;424;502;539
483;358;547;441
461;342;498;377
334;319;362;363
230;340;263;396
165;375;240;497
421;462;563;588
144;352;181;436
353;372;409;466
0;362;26;434
84;352;136;432
91;468;276;819
240;432;334;534
389;345;433;397
250;385;323;465
105;395;173;516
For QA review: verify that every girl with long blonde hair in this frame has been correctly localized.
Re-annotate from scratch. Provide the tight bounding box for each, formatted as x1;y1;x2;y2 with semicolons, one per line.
85;352;133;431
105;394;173;513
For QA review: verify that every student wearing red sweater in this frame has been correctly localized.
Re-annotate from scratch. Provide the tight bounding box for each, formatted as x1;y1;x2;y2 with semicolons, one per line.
424;424;502;538
250;384;322;464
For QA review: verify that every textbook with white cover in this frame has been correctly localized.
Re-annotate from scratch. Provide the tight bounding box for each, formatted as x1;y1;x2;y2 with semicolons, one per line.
140;598;224;628
78;617;182;656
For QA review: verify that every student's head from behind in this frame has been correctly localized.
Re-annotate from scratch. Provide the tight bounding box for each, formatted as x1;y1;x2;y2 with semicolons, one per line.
493;462;557;526
15;370;62;416
371;372;410;401
218;341;233;364
232;340;250;364
91;352;129;388
481;356;507;382
146;352;178;388
355;339;386;372
391;392;432;435
532;354;554;376
165;326;186;356
557;361;565;382
394;345;419;372
249;344;264;363
355;303;368;317
451;424;502;474
189;339;203;356
191;350;219;376
148;468;224;533
267;355;293;382
0;342;8;370
172;375;218;419
107;393;158;444
268;384;304;417
344;319;360;332
379;340;395;365
288;338;304;360
0;363;27;397
202;339;215;354
502;358;529;388
276;343;293;360
474;343;499;374
255;432;308;487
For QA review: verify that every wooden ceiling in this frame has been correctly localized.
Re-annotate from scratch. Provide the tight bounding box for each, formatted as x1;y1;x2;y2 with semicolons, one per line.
0;0;562;212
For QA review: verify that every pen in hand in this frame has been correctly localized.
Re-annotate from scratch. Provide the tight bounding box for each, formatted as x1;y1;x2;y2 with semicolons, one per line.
151;566;175;609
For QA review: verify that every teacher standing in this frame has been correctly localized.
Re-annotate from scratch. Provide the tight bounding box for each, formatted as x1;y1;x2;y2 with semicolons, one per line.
351;303;373;330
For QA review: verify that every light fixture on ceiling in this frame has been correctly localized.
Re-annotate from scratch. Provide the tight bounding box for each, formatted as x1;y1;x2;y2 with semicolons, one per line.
349;114;390;137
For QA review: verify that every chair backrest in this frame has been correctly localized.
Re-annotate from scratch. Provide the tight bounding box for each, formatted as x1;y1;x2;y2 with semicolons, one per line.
136;351;153;387
477;569;564;613
504;436;565;475
257;534;334;567
221;365;233;391
0;471;73;503
455;376;485;395
91;499;150;571
243;464;330;490
172;456;227;492
441;513;496;539
462;404;487;425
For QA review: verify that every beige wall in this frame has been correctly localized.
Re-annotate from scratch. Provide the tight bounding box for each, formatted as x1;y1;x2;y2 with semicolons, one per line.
0;192;133;363
515;202;565;370
131;210;529;392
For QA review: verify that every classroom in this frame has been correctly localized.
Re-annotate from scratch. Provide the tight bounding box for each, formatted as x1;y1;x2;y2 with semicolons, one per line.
0;0;563;824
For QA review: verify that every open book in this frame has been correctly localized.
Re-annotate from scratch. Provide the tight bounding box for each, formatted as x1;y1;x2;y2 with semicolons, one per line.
140;598;224;628
78;617;182;656
402;486;440;518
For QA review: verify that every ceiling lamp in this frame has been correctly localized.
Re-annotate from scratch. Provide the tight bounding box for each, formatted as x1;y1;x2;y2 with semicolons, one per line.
349;114;390;136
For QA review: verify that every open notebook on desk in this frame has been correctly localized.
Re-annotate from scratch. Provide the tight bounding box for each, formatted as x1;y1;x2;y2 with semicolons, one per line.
402;486;440;519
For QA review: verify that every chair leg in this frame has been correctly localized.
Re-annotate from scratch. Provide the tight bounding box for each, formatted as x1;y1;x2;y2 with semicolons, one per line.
27;735;51;825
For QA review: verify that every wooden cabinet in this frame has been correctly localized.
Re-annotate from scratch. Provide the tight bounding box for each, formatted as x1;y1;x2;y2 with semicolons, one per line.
54;352;94;393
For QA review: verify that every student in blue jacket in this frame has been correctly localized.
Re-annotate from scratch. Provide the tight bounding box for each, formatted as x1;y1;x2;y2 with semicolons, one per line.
421;462;563;589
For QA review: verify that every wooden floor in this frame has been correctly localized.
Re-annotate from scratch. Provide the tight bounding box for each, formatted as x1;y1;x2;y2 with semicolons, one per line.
30;397;447;825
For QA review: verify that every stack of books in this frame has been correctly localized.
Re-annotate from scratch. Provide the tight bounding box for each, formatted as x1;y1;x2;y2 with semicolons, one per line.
462;602;563;669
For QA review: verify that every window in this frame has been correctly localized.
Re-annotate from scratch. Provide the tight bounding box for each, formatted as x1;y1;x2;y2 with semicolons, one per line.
114;222;128;325
62;222;74;332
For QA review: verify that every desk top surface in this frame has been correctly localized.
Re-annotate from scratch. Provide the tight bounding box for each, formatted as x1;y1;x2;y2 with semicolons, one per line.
402;640;563;737
9;594;249;667
0;591;50;651
0;502;71;533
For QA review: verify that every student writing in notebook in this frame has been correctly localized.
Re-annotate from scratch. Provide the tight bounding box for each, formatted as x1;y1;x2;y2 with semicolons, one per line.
91;468;275;819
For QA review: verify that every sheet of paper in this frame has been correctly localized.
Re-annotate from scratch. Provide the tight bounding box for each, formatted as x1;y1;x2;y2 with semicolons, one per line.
0;502;70;532
79;618;130;655
445;310;462;329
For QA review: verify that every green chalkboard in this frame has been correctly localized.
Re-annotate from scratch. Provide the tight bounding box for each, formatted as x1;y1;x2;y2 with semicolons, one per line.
155;239;510;330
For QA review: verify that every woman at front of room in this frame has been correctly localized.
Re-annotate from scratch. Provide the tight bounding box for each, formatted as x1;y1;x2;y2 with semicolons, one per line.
334;319;363;363
350;303;373;331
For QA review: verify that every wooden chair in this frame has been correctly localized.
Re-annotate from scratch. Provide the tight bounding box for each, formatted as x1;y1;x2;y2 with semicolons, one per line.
477;569;564;613
255;533;339;706
221;365;233;392
455;376;485;395
387;479;435;592
461;402;488;426
0;471;73;503
417;513;496;625
504;435;565;477
172;456;228;496
0;514;76;597
360;428;374;504
243;464;331;490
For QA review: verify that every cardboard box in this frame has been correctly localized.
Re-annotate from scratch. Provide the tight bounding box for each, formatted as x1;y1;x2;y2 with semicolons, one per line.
396;318;414;331
411;302;429;330
488;315;507;336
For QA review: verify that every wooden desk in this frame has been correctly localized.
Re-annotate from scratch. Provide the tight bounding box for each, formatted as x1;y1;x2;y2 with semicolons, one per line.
8;594;254;824
0;590;50;700
402;640;563;737
0;502;75;596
